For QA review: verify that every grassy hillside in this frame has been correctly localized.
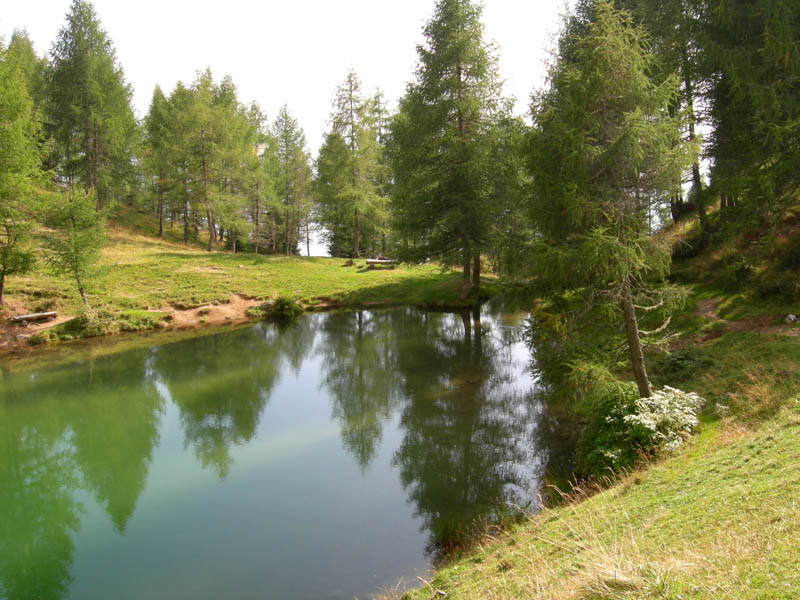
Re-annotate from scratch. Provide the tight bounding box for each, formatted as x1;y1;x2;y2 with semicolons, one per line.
0;208;487;350
398;209;800;600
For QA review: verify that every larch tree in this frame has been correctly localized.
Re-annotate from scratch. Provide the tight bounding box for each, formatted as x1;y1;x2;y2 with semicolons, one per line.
0;43;42;305
702;0;800;217
615;0;709;228
389;0;505;297
6;30;48;120
44;186;106;310
273;105;312;256
143;85;170;237
526;1;695;398
47;0;138;206
315;71;384;258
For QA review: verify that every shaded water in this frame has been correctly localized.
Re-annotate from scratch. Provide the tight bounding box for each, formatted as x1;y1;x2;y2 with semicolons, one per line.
0;304;565;600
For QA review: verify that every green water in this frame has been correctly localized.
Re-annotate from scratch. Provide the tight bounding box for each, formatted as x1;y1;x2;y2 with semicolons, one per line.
0;304;563;600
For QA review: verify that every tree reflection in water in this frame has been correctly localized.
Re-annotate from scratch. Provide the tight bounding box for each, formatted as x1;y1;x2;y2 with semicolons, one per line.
0;348;163;599
0;304;559;598
318;303;550;559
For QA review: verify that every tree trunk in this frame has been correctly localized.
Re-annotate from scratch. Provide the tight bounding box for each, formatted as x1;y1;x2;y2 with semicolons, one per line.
353;207;360;258
471;254;480;294
183;200;190;245
158;189;164;238
621;277;651;398
254;181;260;254
0;271;5;305
92;119;99;206
306;221;311;257
460;253;472;300
206;209;214;252
75;272;89;310
681;46;708;237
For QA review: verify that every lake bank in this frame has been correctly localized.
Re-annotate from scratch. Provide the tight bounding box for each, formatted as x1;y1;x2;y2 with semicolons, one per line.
0;221;495;358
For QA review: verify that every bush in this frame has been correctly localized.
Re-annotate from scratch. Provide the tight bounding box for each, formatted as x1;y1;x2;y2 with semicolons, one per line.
650;347;712;385
756;271;800;302
575;384;704;477
259;296;303;323
777;240;800;271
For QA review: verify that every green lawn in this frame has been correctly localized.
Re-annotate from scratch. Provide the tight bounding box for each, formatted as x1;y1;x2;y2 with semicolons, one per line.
404;402;799;599
4;212;483;320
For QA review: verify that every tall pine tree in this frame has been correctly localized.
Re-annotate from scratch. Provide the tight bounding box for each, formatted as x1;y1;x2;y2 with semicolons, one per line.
389;0;504;297
47;0;138;206
526;1;694;398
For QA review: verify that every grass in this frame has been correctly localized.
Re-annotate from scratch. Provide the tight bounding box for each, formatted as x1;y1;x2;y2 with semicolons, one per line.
402;404;799;599
3;208;484;346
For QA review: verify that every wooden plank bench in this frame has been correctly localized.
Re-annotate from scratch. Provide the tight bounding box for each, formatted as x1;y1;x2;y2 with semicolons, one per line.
365;259;398;266
10;311;58;324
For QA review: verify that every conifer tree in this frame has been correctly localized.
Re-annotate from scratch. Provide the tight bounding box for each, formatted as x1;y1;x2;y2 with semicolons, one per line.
273;105;311;256
143;86;170;237
44;187;106;310
47;0;138;206
526;1;694;398
389;0;505;297
702;0;800;216
0;44;42;304
315;71;385;258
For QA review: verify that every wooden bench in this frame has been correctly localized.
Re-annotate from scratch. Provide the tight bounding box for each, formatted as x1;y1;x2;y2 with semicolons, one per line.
365;259;398;269
10;311;58;324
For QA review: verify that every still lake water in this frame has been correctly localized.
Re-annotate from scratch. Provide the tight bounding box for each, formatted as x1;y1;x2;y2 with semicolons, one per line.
0;304;563;600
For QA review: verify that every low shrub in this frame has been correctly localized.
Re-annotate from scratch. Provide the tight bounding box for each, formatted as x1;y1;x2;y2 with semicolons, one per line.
650;347;712;385
261;296;303;322
756;271;800;302
575;384;704;478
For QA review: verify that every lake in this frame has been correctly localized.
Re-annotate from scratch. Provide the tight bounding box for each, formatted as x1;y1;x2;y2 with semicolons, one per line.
0;303;566;600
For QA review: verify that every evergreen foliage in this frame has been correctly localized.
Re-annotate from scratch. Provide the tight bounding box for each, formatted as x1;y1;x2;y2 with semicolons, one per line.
389;0;514;297
47;0;139;206
43;186;106;309
0;43;42;304
526;1;694;398
273;105;312;256
315;71;387;258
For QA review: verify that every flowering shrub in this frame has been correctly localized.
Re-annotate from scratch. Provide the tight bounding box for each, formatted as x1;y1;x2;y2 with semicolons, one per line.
575;383;705;477
623;386;704;452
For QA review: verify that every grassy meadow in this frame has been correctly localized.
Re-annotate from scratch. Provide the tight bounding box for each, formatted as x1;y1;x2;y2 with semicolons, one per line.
1;208;486;347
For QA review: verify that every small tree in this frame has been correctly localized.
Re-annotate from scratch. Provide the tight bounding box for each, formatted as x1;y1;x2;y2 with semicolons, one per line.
0;45;41;305
526;1;695;398
44;187;106;310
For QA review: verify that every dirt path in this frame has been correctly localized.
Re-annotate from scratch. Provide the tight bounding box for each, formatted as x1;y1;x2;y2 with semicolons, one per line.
162;294;262;329
693;298;800;337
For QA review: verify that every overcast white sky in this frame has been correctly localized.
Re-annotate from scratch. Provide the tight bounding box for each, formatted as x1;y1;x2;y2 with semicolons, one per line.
2;0;572;155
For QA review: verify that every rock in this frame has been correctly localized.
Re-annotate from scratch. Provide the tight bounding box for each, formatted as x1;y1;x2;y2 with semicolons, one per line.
258;301;275;312
344;259;354;267
784;314;797;324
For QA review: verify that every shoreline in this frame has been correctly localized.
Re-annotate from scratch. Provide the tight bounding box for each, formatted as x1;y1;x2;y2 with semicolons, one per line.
0;293;491;366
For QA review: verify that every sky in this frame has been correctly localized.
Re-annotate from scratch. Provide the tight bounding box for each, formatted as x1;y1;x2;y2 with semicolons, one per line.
2;0;573;156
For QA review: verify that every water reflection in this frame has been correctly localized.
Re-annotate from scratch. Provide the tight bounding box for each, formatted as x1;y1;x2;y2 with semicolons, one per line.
0;304;558;600
150;328;282;478
0;349;162;599
318;310;403;471
390;308;544;557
